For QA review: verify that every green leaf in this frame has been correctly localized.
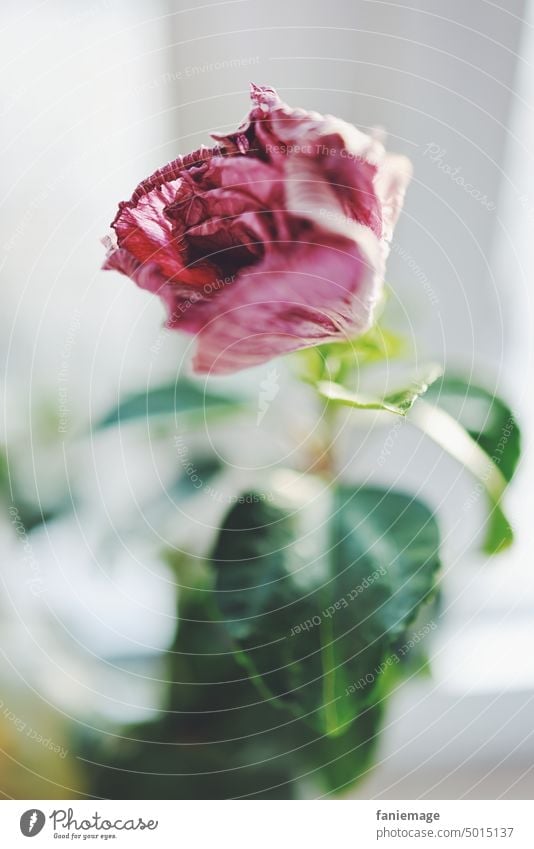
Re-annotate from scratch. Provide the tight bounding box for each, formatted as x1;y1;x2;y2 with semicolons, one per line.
293;665;398;795
211;478;441;737
425;376;520;483
87;583;386;799
413;377;520;554
96;379;240;429
316;363;443;416
293;325;407;386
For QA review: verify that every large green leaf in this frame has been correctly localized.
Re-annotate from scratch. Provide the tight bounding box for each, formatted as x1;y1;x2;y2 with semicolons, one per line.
96;379;240;429
415;376;520;554
86;583;387;799
211;479;441;737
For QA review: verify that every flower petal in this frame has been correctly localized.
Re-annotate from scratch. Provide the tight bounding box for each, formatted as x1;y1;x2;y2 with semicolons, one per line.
191;233;382;374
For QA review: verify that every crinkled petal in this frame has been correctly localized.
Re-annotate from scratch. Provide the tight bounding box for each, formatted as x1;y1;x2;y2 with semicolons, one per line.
190;232;383;374
112;180;220;288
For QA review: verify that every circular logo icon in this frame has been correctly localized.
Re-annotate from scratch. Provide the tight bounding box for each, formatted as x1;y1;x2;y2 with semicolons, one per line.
20;810;46;837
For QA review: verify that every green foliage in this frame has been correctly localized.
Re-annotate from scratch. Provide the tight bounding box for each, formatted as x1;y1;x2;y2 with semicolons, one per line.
88;477;441;799
299;327;520;557
25;331;520;799
425;376;520;483
85;584;388;799
294;325;407;386
317;363;442;416
211;482;441;738
416;376;520;554
96;379;240;429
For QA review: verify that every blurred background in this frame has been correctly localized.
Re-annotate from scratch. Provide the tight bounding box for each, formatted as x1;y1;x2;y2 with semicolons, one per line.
0;0;533;799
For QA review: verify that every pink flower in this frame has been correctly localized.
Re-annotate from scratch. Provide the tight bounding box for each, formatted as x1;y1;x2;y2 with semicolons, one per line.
103;84;411;374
